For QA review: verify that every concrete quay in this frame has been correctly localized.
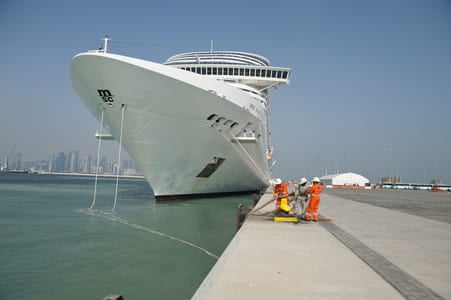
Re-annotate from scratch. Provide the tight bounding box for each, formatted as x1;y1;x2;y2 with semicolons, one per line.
193;188;451;299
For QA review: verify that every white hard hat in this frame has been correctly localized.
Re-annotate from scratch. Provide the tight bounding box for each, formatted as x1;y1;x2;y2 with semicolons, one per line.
274;178;282;185
313;177;320;183
300;177;307;184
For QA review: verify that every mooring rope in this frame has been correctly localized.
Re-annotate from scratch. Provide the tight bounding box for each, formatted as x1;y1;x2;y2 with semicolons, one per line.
247;196;277;216
112;104;126;212
219;130;268;182
89;107;105;210
78;208;219;259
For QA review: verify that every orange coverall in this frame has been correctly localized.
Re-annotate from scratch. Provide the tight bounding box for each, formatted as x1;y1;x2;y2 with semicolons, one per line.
273;182;289;209
306;182;323;221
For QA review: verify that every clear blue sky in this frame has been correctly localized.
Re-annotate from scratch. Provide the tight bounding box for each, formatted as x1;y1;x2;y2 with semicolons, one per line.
1;0;450;183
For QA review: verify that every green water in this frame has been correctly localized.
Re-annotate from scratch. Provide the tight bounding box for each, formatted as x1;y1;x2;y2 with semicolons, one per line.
0;173;255;299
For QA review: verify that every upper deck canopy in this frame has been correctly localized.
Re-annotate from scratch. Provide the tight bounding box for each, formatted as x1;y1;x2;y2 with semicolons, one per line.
164;51;290;91
164;51;270;66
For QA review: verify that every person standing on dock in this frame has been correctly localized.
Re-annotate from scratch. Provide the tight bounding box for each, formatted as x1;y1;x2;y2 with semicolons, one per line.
305;177;323;221
295;177;310;219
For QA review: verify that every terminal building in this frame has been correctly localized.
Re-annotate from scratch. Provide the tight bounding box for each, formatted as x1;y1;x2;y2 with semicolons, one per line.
320;172;370;189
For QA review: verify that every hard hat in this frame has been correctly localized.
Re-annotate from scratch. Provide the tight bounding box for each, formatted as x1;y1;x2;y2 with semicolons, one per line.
274;178;282;185
300;177;307;184
313;177;320;183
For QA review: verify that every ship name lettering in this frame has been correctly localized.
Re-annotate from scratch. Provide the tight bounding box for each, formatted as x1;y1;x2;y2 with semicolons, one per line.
97;89;114;103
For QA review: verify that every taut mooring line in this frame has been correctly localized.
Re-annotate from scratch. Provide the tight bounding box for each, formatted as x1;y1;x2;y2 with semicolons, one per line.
90;107;105;210
112;104;126;212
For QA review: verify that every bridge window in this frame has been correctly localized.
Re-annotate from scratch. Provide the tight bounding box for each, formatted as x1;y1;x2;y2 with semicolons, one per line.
251;69;255;76
261;70;266;77
234;68;238;76
245;69;250;76
239;68;244;76
218;68;222;75
197;67;201;74
282;71;288;79
202;67;206;75
277;71;282;78
223;68;228;75
213;67;217;75
256;69;261;77
207;67;212;75
272;70;276;77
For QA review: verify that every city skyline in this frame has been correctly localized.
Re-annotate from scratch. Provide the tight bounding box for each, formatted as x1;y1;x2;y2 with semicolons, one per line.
1;147;139;176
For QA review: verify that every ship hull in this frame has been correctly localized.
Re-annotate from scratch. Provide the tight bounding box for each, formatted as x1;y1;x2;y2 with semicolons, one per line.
70;52;270;200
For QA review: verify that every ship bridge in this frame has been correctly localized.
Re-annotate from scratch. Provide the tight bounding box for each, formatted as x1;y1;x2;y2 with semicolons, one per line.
164;51;291;92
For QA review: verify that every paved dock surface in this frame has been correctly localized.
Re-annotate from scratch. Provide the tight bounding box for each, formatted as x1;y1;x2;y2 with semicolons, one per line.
193;188;451;299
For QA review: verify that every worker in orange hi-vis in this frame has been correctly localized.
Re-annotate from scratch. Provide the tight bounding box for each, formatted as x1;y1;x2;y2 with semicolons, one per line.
305;177;323;221
273;178;290;213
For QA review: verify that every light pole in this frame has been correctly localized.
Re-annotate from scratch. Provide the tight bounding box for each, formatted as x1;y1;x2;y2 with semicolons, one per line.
387;148;392;182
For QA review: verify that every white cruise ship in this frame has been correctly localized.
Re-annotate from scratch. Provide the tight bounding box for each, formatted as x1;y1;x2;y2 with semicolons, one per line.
70;37;291;201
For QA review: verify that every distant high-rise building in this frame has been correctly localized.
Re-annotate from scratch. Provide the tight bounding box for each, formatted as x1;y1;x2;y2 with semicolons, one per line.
69;150;79;173
82;155;92;174
48;153;55;172
55;152;66;172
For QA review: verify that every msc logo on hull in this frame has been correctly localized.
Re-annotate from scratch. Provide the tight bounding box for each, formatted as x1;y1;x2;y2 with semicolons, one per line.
97;89;115;103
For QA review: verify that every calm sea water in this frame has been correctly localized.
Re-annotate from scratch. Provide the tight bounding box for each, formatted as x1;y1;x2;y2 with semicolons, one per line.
0;173;255;299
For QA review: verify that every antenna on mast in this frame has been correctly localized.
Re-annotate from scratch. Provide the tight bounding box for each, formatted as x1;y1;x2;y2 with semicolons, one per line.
210;40;213;53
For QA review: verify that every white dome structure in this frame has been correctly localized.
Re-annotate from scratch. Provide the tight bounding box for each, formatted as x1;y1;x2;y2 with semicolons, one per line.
320;172;369;189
